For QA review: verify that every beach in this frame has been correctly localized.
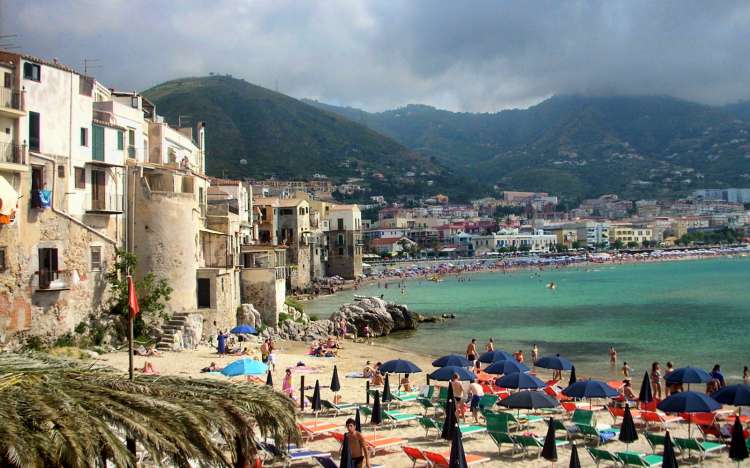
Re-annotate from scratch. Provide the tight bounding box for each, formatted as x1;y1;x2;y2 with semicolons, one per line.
100;339;739;467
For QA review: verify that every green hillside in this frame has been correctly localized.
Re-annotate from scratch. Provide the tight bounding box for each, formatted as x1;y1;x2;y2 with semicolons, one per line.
307;95;750;201
143;76;480;201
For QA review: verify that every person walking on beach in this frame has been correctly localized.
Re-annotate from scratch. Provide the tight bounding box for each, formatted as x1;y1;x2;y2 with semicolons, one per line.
651;362;663;399
609;346;617;367
466;339;478;362
362;324;373;345
451;373;466;421
344;418;371;468
467;379;484;424
486;338;494;352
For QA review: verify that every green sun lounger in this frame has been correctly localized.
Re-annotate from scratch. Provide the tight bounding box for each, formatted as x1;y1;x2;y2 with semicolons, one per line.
571;409;595;426
673;437;724;463
587;447;623;467
644;432;667;454
417;397;441;416
477;394;499;409
497;411;544;431
320;399;358;416
382;409;419;426
576;423;620;445
418;416;486;439
515;434;569;458
485;412;510;434
617;451;663;467
489;431;519;455
392;391;420;403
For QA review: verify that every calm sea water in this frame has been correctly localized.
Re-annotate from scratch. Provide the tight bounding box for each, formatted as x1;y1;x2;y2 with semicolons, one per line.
306;257;750;381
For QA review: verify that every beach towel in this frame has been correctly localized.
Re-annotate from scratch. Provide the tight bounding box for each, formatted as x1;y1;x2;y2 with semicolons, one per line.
599;430;617;444
346;371;366;378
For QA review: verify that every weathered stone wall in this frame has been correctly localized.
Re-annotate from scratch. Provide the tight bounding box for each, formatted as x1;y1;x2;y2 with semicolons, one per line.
195;268;239;337
326;230;363;279
239;268;284;326
290;247;311;290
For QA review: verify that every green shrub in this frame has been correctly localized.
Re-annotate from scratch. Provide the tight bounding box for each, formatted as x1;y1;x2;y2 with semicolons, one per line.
74;322;88;334
23;336;47;352
309;314;319;321
284;297;304;313
53;333;76;348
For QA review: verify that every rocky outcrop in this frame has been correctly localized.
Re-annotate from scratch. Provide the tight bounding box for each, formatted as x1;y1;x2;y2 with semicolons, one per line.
260;319;335;342
237;304;262;329
329;297;418;337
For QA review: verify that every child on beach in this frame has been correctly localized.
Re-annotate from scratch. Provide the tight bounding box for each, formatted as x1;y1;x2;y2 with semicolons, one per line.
282;368;294;399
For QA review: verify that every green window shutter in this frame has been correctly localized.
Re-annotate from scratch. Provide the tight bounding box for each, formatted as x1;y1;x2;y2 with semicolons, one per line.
92;125;104;161
117;131;124;150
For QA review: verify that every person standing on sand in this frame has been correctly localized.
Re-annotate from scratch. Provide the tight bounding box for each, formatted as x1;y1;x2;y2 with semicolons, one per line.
466;339;478;362
344;418;371;468
451;373;466;421
531;344;539;363
467;379;484;424
282;369;294;399
486;338;494;352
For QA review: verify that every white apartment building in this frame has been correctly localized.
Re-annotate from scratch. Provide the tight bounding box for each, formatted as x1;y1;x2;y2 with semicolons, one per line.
472;228;557;254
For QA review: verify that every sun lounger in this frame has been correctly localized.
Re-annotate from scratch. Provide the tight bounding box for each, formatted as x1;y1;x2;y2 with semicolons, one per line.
616;451;663;467
641;410;684;431
587;447;623;467
418;416;486;439
496;410;544;431
644;432;668;454
673;437;724;463
297;421;338;440
423;450;490;466
515;434;569;458
608;405;641;424
391;391;420;403
366;436;406;455
575;423;620;445
402;445;430;467
382;409;419;426
571;409;595;426
314;457;384;468
260;441;332;466
477;394;499;409
489;431;520;455
320;399;358;416
417;397;441;416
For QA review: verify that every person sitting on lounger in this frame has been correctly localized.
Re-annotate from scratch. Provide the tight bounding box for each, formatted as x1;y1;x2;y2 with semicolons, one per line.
401;373;413;392
620;379;637;404
371;370;384;387
344;418;371;468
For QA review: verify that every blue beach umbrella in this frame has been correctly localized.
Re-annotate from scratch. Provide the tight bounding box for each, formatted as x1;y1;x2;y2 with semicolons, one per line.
478;350;514;363
499;390;559;410
484;359;529;375
664;367;711;389
220;358;268;377
380;359;422;374
230;324;257;335
535;354;573;371
712;384;750;407
658;391;721;439
495;372;546;390
562;380;619;399
432;354;472;368
428;366;476;382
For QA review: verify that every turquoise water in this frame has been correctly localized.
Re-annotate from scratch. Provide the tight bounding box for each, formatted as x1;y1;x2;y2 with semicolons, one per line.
306;257;750;381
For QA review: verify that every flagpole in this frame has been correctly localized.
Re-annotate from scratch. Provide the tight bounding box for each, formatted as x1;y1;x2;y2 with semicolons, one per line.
128;304;134;381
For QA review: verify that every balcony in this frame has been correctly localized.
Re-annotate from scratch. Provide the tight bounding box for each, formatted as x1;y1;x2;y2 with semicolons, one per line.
0;87;24;117
36;270;70;292
85;193;123;214
0;142;26;169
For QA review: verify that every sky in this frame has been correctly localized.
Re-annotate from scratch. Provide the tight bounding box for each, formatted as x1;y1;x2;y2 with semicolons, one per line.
3;0;750;113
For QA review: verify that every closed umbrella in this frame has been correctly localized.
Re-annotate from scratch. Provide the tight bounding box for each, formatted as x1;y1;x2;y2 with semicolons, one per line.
311;380;322;415
478;350;514;363
433;354;472;367
354;407;362;432
331;365;341;393
448;424;468;468
638;371;653;405
371;390;383;427
729;416;749;466
535;354;573;371
265;370;273;387
485;360;529;375
441;396;457;441
429;366;476;382
568;366;577;387
662;431;678;468
495;372;546;390
618;404;638;451
339;430;354;468
541;418;558;463
568;443;581;468
382;374;392;403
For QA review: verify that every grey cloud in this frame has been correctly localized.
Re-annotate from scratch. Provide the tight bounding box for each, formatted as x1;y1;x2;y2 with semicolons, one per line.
3;0;750;112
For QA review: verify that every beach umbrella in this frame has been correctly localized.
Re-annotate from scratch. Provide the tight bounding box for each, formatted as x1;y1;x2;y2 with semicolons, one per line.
562;380;619;399
478;350;514;363
220;358;268;377
729;416;749;465
665;367;711;391
448;424;468;468
339;430;354;468
230;324;257;335
639;371;653;405
382;374;392;403
712;384;750;407
568;366;577;387
354;407;362;432
495;372;546;390
432;354;472;368
568;444;581;468
618;404;639;451
662;431;678;468
499;390;560;410
371;391;383;426
265;370;273;387
311;380;322;414
331;365;341;393
380;359;422;374
658;391;720;439
441;396;457;441
428;366;476;382
541;418;558;463
535;354;573;371
484;359;529;375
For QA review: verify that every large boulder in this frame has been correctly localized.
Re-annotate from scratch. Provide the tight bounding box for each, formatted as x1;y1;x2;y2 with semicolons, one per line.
237;304;262;328
329;297;418;337
182;313;203;350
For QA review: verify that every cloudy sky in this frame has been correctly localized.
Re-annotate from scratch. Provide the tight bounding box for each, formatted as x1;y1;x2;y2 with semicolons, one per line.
3;0;750;112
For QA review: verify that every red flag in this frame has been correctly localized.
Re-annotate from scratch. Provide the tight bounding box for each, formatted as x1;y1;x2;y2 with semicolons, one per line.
127;275;140;318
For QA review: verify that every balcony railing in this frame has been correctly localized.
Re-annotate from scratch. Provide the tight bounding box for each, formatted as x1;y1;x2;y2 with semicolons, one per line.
0;142;25;165
85;193;123;214
0;87;22;111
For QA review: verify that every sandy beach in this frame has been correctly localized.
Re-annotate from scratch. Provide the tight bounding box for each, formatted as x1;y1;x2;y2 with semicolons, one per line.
99;339;738;467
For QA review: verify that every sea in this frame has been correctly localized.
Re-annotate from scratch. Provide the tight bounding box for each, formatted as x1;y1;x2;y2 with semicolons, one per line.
305;256;750;381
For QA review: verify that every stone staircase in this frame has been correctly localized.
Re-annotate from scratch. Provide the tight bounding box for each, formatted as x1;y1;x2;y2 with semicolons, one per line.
156;312;192;351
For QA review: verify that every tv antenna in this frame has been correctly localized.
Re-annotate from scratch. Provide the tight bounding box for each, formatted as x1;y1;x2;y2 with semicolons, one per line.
0;34;19;50
83;58;101;75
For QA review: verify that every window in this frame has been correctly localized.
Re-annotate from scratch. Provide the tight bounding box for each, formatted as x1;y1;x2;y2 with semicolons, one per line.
117;131;124;150
3;72;11;88
38;247;58;289
91;169;106;210
337;218;344;230
80;127;88;146
338;247;344;256
29;112;40;151
23;62;41;82
75;167;85;189
57;165;65;178
90;246;102;271
0;247;6;270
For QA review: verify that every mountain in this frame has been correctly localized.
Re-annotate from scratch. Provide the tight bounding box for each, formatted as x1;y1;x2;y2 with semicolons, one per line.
143;76;481;201
306;95;750;201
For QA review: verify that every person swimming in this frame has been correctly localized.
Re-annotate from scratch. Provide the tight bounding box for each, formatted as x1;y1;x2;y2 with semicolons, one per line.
546;282;557;289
